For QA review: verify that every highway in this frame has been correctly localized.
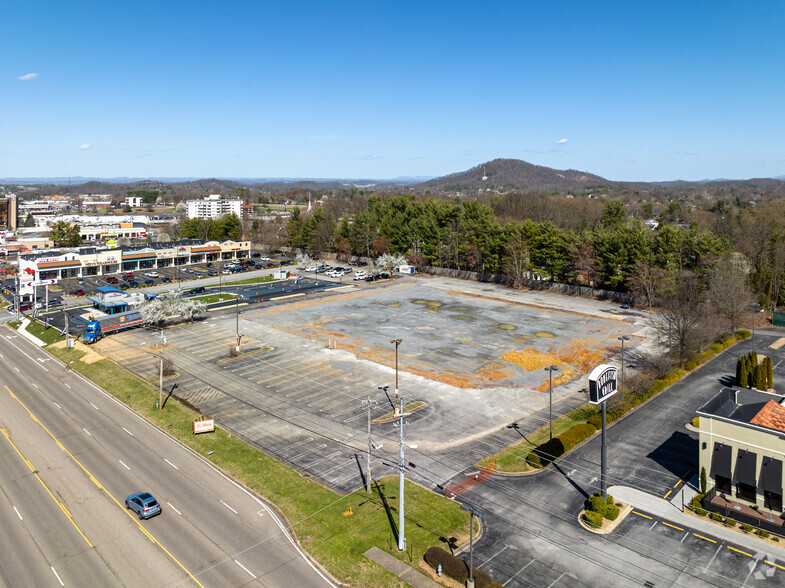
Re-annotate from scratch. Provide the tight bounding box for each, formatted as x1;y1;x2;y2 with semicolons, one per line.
0;320;334;587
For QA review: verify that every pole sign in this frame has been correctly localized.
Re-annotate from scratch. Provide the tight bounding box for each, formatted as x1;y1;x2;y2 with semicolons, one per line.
193;418;215;434
588;364;618;404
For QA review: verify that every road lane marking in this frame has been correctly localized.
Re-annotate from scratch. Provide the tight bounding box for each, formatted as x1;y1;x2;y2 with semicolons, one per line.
3;386;204;587
83;428;92;436
662;521;683;531
694;533;717;543
704;543;723;573
0;428;93;548
649;520;658;530
728;546;752;557
13;506;22;520
51;566;64;587
32;383;38;389
14;367;19;372
122;427;133;436
64;383;70;389
681;531;690;542
167;502;182;515
765;559;785;571
53;402;60;409
220;500;238;514
235;560;256;579
663;489;672;499
164;458;179;470
119;460;130;471
633;511;652;519
90;402;99;410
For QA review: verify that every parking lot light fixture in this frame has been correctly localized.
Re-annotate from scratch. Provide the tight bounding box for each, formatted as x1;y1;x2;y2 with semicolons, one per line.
460;503;483;587
391;338;402;415
618;336;630;392
544;365;558;440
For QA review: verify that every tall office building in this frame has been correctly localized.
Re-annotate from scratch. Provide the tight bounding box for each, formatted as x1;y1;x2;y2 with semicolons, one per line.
186;194;243;220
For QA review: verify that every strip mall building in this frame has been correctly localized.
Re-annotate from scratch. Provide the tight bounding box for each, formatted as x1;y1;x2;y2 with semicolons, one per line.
19;239;251;282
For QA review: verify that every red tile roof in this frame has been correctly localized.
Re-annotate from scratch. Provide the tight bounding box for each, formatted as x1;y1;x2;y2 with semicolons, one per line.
750;399;785;432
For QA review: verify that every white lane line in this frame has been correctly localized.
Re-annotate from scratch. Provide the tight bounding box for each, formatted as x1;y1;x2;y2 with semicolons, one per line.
548;572;565;587
53;402;61;409
119;460;130;471
51;566;64;586
649;520;658;530
167;502;182;515
482;545;509;566
234;560;256;579
83;428;92;436
164;458;179;470
13;506;22;520
64;383;71;389
220;500;238;514
704;542;724;573
0;354;3;358
3;337;48;372
32;383;38;389
503;559;534;586
681;531;690;542
90;402;99;410
14;367;19;372
122;427;133;436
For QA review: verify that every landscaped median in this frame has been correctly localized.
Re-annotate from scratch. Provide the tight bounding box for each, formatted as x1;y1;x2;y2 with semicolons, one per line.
9;321;472;588
478;330;751;475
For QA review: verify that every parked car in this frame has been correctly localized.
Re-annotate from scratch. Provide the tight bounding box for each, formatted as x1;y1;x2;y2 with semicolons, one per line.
144;279;155;285
221;269;232;275
259;256;270;261
19;302;33;311
129;280;139;288
305;266;317;272
189;286;206;294
77;278;86;285
251;253;261;258
123;272;134;280
207;270;218;276
353;272;367;280
72;289;85;296
125;492;162;520
119;283;129;290
144;271;159;278
106;276;119;284
206;262;214;267
620;303;630;309
162;276;171;283
379;272;391;280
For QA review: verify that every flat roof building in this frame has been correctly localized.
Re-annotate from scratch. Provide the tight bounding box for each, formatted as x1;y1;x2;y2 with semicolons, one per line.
187;194;243;220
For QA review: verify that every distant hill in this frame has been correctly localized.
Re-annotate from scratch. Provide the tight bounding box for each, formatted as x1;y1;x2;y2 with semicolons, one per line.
414;158;610;193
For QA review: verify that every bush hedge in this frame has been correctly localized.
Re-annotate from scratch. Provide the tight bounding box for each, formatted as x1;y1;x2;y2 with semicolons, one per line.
726;518;736;527
588;494;607;516
583;511;604;528
587;413;602;430
741;524;753;533
755;529;770;538
710;513;723;522
527;423;596;468
424;546;493;588
605;505;620;521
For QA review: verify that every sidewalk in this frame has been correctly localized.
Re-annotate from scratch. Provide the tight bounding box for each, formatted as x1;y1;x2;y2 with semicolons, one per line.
609;485;785;560
364;547;441;588
16;318;47;347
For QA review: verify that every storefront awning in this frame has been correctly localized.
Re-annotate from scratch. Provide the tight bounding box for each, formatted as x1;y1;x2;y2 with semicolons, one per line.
735;449;757;486
711;443;732;479
759;457;783;494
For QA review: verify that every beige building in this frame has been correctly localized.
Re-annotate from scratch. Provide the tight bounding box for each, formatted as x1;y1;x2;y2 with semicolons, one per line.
698;387;785;519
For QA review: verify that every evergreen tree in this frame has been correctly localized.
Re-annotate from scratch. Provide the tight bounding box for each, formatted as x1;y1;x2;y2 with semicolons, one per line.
740;356;749;388
766;356;774;389
756;364;766;390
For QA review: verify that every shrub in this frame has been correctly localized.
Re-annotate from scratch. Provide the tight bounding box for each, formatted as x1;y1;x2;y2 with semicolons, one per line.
587;413;602;430
692;416;700;428
684;359;699;371
424;546;468;584
726;518;736;527
700;467;707;494
709;343;724;354
737;329;751;339
559;423;596;448
695;508;707;516
606;494;615;506
755;529;770;538
583;510;604;528
525;451;542;469
741;524;753;533
710;513;723;522
605;505;620;521
773;536;780;542
588;494;607;516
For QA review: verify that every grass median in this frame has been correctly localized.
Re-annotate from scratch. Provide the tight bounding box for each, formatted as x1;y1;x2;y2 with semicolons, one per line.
30;326;469;587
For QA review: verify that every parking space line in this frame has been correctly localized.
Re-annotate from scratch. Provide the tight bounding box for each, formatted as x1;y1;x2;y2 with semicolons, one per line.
704;543;723;573
694;533;717;543
649;520;658;530
481;545;509;566
502;559;534;586
727;545;752;557
633;511;652;519
548;572;565;587
662;521;683;531
680;531;690;542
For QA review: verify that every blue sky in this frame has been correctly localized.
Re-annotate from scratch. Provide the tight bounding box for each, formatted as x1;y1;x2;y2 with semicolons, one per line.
3;1;784;182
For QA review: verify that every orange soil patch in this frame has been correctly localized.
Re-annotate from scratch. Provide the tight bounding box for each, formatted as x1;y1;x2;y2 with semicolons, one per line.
444;459;497;498
502;348;562;371
552;345;607;373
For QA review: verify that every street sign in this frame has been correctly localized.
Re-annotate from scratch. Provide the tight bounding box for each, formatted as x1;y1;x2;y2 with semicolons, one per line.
588;364;618;404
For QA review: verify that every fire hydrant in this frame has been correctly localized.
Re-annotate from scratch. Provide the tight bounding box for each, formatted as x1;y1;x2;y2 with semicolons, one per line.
437;564;442;577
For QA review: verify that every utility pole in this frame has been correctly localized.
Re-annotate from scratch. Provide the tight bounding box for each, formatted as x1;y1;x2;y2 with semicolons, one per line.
390;338;402;415
158;331;166;410
397;411;406;551
362;397;378;493
544;365;558;440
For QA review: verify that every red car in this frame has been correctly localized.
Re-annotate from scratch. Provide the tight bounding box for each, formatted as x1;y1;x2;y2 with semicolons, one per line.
123;272;134;280
19;302;32;311
106;276;119;284
73;289;85;296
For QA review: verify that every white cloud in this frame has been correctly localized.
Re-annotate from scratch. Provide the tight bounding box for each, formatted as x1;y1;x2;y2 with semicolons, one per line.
556;138;568;145
78;144;91;150
18;72;38;82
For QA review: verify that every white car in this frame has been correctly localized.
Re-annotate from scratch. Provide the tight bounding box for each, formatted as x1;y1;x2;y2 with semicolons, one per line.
353;271;367;280
305;266;317;272
144;271;159;278
259;256;271;261
221;269;232;275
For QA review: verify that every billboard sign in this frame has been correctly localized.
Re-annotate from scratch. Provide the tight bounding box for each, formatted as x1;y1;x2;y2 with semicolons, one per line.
588;364;618;404
193;418;215;434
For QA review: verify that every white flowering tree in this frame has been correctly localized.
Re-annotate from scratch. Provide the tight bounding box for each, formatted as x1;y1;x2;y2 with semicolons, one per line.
375;253;407;272
142;291;206;326
296;252;315;266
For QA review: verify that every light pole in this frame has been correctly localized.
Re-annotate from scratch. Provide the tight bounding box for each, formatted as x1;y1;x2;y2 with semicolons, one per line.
361;397;378;493
391;338;402;415
460;503;483;588
158;331;167;410
544;365;558;440
618;336;630;392
752;302;760;352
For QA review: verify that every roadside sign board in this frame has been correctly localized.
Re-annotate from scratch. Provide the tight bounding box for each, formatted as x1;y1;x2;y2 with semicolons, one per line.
588;364;618;404
193;418;215;434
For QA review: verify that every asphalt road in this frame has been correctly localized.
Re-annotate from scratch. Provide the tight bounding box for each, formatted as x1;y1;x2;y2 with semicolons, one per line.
441;330;785;587
0;318;334;587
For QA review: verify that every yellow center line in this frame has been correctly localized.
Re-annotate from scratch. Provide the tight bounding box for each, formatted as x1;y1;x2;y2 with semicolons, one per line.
633;511;652;519
765;559;785;571
673;479;682;489
0;428;93;548
693;533;717;543
663;490;672;499
727;546;752;557
4;385;204;587
662;521;684;531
